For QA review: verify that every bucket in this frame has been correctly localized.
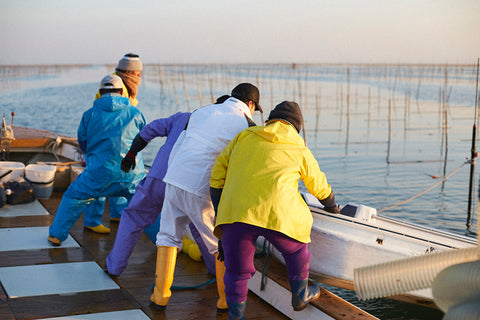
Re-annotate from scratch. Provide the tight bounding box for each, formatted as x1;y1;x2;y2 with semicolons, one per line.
25;164;56;199
0;161;25;183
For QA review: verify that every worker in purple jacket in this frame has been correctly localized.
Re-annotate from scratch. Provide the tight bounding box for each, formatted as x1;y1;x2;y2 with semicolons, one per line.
105;96;229;276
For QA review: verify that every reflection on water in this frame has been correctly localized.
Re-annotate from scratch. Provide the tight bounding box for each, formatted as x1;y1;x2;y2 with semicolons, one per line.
1;63;478;319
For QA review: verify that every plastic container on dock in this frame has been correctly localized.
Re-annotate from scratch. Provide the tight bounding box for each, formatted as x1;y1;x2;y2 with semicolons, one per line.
25;164;56;199
0;161;25;183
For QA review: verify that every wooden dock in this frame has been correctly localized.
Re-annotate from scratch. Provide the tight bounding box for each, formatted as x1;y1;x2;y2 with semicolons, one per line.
0;190;377;320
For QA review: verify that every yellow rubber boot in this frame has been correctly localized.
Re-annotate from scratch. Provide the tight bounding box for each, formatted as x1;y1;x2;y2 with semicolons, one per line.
150;246;177;309
215;252;228;312
182;235;202;262
84;224;110;234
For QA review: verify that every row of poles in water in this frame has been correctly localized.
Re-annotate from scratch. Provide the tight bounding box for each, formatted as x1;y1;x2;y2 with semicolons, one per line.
2;62;480;229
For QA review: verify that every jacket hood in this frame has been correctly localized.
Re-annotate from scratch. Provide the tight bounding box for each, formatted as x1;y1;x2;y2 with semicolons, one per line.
94;94;131;112
249;121;305;145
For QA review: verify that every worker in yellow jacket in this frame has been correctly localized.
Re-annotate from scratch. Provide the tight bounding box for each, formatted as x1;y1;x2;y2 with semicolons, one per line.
210;101;340;319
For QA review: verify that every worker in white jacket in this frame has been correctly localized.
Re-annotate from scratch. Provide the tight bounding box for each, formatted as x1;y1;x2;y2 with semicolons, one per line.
150;83;262;313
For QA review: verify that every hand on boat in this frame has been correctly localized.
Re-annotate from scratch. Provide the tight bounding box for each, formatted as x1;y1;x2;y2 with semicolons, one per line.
121;152;136;172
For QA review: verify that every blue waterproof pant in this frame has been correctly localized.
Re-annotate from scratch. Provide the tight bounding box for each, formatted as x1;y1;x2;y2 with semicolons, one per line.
83;196;128;227
106;177;215;276
49;174;136;242
221;222;311;303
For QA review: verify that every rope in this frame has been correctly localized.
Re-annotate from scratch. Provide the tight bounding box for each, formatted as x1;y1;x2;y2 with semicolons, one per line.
378;161;468;213
150;278;216;292
253;238;272;291
45;136;62;162
171;278;216;290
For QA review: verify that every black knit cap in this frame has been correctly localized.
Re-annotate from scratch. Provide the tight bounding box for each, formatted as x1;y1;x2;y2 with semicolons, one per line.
267;101;302;133
231;83;262;113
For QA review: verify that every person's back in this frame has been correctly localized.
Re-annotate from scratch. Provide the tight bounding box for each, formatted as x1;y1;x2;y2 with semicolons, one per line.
210;101;339;318
48;75;146;246
151;83;261;312
80;93;145;183
164;97;253;198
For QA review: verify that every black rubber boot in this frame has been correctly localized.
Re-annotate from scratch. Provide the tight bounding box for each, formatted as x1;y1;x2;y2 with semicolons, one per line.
227;301;246;320
289;279;320;311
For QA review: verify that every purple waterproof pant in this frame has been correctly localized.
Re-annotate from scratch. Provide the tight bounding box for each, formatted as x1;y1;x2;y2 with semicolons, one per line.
106;176;215;275
221;222;311;303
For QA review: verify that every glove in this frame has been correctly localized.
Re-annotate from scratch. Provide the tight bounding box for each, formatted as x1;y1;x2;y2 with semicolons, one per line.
121;152;136;172
324;205;341;214
217;240;224;262
120;134;148;172
210;187;223;217
320;192;340;214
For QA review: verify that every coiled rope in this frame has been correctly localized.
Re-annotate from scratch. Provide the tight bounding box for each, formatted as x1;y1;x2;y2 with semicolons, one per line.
378;161;469;213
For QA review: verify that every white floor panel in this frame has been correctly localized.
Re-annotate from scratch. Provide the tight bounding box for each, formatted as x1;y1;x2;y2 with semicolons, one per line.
0;200;49;217
0;261;119;298
0;226;79;251
41;309;150;320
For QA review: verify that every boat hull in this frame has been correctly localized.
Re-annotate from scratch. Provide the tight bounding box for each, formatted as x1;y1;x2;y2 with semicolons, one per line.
257;194;477;307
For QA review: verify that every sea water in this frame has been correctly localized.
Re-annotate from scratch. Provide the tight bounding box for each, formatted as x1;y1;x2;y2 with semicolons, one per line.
1;64;478;319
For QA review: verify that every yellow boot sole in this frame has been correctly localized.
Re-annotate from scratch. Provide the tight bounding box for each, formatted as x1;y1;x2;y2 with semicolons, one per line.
48;236;61;246
84;224;110;234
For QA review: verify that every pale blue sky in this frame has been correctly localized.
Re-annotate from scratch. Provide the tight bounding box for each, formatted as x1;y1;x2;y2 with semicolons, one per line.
1;0;479;65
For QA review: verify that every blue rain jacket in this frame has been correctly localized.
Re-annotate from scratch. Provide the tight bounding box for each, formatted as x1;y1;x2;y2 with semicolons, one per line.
77;93;146;185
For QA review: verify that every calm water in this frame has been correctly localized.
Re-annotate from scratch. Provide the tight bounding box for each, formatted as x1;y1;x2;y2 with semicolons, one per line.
1;64;478;319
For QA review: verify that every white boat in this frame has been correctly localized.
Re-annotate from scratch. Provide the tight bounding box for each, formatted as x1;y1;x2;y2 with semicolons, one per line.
257;192;478;308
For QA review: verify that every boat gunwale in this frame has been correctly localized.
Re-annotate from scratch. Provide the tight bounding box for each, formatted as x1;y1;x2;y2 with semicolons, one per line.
310;206;477;249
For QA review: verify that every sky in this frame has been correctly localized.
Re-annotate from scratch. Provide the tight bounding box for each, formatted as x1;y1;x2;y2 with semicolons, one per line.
1;0;479;65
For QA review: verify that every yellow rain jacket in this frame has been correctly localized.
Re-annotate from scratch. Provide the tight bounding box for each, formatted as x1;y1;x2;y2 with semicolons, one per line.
94;73;138;106
211;121;333;243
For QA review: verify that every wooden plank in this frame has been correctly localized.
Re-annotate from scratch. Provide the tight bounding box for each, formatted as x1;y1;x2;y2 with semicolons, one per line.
7;289;139;320
249;270;335;320
10;127;54;149
0;247;93;268
0;215;53;228
253;254;379;320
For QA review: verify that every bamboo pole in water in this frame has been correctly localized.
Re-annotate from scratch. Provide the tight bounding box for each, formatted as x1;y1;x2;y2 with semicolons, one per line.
166;72;174;102
345;67;350;153
158;66;165;96
181;68;190;110
172;80;180;107
315;83;321;133
467;58;480;229
368;87;371;132
208;74;215;105
442;105;449;191
270;67;274;108
387;99;392;164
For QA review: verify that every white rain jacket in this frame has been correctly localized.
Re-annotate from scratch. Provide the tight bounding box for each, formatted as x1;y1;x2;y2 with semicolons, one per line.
163;97;252;198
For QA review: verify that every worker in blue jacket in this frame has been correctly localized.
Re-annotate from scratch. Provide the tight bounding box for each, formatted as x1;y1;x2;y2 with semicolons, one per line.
85;53;144;234
48;74;146;246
